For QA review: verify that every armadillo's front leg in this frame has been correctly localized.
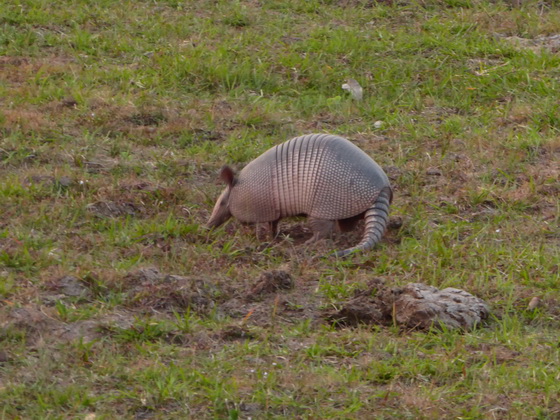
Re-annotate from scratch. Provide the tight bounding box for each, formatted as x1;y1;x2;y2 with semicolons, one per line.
269;220;279;238
256;220;280;241
305;217;335;244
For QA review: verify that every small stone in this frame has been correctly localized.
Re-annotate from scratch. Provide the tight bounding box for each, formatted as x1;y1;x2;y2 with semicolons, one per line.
388;216;403;229
527;297;541;311
341;78;363;101
373;120;383;129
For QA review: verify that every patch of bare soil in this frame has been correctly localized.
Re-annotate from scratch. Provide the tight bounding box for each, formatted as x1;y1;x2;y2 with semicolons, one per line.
0;305;134;345
24;175;73;188
118;180;159;192
0;56;65;86
86;200;143;218
122;268;222;314
1;268;492;350
218;325;256;341
220;269;322;327
328;278;490;331
498;34;560;53
47;275;92;298
466;343;521;365
125;111;167;127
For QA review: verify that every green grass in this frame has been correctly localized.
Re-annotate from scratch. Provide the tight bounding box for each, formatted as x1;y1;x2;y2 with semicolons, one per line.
1;0;559;418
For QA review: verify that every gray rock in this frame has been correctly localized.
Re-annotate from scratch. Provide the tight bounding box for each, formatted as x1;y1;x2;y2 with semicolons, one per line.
395;283;490;330
329;280;490;331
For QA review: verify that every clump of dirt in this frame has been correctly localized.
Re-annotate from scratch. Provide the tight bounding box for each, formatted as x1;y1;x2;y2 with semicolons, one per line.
119;180;159;192
24;175;73;188
388;215;403;230
426;167;443;176
59;96;78;108
188;128;223;143
499;34;560;53
218;325;256;341
329;279;490;331
247;270;294;299
86;200;143;218
328;278;399;327
126;111;167;127
123;268;223;314
83;160;116;174
467;343;521;365
50;275;92;298
1;306;106;344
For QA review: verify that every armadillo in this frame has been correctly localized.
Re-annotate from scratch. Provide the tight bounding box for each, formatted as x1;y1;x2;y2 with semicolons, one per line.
207;133;392;257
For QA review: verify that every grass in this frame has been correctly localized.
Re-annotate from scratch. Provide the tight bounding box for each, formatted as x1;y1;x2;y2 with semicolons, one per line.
1;0;559;418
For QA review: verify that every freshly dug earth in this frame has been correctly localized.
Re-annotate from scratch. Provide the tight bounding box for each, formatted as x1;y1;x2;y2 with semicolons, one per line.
1;269;489;351
329;278;490;330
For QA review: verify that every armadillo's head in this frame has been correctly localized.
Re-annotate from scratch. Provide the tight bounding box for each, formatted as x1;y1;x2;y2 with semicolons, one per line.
207;166;236;228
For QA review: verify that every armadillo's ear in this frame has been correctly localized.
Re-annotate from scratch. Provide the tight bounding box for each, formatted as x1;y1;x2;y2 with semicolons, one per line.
218;166;236;187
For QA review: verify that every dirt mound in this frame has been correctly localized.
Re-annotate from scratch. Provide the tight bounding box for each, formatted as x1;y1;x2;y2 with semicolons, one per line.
247;270;294;299
329;279;490;331
1;306;131;344
328;278;398;326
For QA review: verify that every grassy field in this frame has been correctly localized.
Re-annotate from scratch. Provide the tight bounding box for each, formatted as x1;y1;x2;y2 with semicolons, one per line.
1;0;559;418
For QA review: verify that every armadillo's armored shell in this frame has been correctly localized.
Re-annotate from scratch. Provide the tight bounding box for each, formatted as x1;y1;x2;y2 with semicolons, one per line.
229;134;389;223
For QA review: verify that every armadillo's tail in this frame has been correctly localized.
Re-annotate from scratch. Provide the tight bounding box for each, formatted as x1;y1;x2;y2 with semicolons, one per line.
335;186;392;258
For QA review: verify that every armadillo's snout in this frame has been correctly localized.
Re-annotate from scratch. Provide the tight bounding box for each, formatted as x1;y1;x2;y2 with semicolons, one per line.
207;189;232;229
206;215;226;228
206;208;231;228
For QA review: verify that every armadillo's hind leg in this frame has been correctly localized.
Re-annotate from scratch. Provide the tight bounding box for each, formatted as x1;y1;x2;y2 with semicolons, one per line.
336;212;365;233
335;187;392;257
305;217;335;244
